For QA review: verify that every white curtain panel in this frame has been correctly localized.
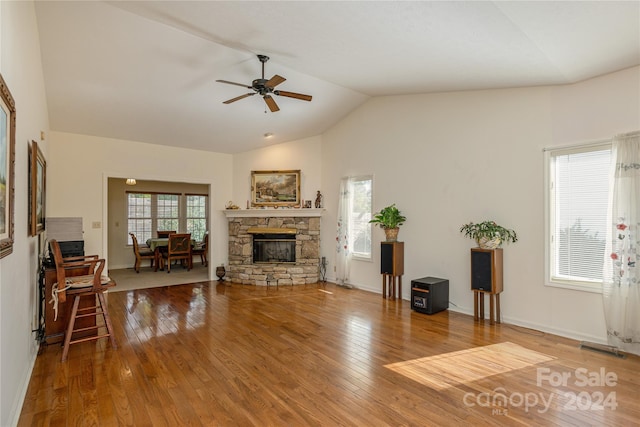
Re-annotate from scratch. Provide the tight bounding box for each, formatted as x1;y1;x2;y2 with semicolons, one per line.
335;177;352;287
603;131;640;355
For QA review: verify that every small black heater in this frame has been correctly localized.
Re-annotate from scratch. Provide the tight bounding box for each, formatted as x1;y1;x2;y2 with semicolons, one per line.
411;277;449;314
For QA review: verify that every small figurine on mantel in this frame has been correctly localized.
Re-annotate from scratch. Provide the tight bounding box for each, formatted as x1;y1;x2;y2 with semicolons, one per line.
315;191;323;208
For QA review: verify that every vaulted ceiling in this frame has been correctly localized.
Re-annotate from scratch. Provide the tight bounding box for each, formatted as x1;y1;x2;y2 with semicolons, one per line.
34;1;640;154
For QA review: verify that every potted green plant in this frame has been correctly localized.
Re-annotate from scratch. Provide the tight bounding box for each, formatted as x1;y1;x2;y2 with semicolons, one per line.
460;220;517;249
370;204;407;241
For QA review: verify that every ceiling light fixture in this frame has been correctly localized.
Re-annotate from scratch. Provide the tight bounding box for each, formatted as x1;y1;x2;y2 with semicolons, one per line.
125;178;137;186
264;132;274;139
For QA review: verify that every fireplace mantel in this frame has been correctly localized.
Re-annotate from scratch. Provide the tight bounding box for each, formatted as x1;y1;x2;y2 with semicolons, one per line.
223;208;324;218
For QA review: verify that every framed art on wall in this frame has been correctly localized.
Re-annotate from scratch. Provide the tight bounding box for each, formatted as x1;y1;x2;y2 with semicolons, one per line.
29;140;46;236
0;73;16;258
251;170;301;207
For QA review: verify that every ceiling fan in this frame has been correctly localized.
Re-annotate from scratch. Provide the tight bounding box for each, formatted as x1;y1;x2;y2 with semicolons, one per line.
216;55;312;112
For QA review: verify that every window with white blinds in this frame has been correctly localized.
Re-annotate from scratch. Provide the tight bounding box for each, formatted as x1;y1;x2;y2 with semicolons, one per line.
547;143;611;290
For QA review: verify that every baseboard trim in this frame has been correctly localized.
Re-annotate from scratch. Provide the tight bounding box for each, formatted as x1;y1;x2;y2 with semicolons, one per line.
9;341;39;427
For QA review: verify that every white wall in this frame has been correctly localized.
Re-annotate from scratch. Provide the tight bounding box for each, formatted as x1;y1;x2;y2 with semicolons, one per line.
0;2;50;425
232;135;322;205
48;132;233;277
320;66;640;345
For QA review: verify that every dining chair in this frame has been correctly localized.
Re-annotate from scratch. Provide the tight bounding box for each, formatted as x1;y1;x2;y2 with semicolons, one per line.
129;232;155;273
157;230;176;238
160;233;192;273
192;233;208;266
49;239;117;362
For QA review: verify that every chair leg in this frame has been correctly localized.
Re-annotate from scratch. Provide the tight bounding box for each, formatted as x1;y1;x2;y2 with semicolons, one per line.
97;292;117;349
134;258;140;273
61;295;81;362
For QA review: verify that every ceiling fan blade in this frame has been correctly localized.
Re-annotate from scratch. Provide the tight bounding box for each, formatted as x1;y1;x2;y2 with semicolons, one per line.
223;93;255;104
216;79;252;89
276;90;313;102
265;74;286;88
263;95;280;112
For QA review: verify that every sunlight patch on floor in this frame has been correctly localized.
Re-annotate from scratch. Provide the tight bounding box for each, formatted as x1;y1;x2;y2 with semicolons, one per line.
385;342;555;391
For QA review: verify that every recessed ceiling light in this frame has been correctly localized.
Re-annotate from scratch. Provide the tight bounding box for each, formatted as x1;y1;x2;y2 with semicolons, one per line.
264;132;274;139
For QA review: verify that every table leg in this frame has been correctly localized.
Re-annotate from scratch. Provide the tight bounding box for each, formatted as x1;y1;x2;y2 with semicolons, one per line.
155;247;164;271
496;293;501;324
398;276;402;300
479;293;485;319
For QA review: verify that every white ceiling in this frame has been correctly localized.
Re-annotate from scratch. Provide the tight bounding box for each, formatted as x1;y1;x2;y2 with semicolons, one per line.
34;1;640;154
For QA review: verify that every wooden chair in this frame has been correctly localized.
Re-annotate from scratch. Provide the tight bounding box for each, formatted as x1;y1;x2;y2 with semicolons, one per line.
49;239;117;362
160;233;192;273
157;230;176;238
192;233;208;266
129;232;155;273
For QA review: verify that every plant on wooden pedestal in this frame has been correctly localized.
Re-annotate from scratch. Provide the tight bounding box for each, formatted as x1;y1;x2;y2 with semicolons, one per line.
460;220;517;249
370;204;407;242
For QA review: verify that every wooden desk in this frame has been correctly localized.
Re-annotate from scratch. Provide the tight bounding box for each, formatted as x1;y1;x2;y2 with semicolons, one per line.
43;267;97;344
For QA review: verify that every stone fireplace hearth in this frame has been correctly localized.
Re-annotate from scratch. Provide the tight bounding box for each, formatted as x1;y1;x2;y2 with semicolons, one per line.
224;209;322;286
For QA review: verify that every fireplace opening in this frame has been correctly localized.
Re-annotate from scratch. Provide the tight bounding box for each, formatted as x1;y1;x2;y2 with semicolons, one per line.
253;233;296;263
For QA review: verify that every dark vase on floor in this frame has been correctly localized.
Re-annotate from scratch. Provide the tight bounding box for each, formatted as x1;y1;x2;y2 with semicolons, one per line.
216;265;226;281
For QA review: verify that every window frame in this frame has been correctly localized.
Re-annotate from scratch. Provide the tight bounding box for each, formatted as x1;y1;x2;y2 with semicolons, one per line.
156;193;180;234
544;140;611;294
127;192;152;245
126;191;208;245
349;175;373;261
185;194;208;242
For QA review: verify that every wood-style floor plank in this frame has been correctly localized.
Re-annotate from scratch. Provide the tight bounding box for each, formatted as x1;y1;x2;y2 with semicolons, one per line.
18;281;640;426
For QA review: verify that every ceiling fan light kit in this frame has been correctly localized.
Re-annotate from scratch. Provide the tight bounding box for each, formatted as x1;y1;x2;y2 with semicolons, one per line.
216;55;312;112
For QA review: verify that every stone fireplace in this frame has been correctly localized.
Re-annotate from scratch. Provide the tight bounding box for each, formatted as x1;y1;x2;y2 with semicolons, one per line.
224;209;322;285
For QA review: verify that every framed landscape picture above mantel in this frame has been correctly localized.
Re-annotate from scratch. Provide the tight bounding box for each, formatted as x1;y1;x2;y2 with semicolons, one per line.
0;73;16;258
251;170;301;207
29;140;46;236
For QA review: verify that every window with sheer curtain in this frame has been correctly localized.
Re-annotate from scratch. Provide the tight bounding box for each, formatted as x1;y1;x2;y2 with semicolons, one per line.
546;143;611;291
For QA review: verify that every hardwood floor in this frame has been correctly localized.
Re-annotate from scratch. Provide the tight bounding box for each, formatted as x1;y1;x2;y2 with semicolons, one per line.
19;281;640;426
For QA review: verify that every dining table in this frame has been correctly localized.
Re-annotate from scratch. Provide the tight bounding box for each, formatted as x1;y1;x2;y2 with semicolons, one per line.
146;237;196;271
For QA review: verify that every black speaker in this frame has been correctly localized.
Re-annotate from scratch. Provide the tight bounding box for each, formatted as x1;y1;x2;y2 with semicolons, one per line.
381;242;403;275
381;243;393;274
471;250;492;291
470;248;503;293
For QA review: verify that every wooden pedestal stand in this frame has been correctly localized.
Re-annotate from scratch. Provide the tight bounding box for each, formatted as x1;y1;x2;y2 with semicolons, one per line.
470;248;503;325
381;242;404;300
